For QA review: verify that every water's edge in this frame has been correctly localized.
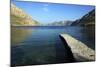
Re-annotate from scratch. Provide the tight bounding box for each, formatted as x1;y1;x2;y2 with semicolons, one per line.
60;34;95;62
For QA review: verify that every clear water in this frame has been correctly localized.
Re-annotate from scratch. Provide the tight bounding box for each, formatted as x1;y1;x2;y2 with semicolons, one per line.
11;26;95;66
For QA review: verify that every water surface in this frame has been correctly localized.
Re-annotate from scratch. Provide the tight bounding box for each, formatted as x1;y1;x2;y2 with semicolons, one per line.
11;26;95;66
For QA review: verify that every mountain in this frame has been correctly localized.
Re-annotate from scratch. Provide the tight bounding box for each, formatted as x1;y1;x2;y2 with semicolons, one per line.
71;9;95;26
11;4;39;26
47;20;73;26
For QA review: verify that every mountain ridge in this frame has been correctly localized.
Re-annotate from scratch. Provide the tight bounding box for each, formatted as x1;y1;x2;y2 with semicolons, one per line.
71;9;95;26
47;20;73;26
11;4;39;26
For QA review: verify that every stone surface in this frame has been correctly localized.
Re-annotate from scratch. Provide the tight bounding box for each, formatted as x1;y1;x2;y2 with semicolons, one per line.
60;34;95;62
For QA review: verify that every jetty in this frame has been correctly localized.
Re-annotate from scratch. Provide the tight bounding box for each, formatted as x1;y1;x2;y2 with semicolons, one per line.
60;34;95;62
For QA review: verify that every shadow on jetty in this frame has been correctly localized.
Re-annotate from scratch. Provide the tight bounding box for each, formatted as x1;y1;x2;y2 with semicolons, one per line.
59;34;95;62
59;35;75;62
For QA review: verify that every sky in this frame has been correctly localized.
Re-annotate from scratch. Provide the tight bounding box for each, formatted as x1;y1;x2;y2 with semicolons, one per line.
11;0;95;24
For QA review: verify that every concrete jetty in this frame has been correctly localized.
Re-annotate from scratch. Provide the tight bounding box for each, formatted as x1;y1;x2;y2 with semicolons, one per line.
60;34;95;62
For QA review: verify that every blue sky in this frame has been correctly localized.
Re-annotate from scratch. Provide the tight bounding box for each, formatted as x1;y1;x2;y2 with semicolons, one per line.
11;0;95;24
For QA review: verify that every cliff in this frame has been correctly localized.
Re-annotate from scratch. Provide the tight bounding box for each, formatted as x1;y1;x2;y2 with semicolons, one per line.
71;9;95;26
11;4;39;26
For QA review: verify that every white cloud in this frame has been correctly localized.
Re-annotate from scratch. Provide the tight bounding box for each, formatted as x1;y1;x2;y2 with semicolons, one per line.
43;7;49;12
42;4;49;12
44;4;49;7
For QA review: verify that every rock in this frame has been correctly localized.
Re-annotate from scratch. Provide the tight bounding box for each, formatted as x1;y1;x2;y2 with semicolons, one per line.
60;34;95;61
11;3;39;26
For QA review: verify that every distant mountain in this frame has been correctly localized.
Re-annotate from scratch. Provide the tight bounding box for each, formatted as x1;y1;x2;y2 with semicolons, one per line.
71;9;95;26
47;20;73;26
11;4;39;26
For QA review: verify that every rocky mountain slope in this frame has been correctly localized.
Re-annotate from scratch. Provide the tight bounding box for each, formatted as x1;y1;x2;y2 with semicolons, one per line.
11;4;39;26
71;9;95;26
47;20;73;26
47;9;95;26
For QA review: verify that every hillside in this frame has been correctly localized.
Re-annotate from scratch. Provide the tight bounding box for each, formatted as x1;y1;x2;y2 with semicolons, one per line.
71;9;95;26
47;20;73;26
11;4;39;26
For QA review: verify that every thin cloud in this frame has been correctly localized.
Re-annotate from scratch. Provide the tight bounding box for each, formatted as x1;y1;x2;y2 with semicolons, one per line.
44;4;49;7
43;7;49;12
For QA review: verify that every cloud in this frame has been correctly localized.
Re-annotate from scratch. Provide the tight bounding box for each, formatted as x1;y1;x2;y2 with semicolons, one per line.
42;4;50;12
43;7;49;12
44;4;49;7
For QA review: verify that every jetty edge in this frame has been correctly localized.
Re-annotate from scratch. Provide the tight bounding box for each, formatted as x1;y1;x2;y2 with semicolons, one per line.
59;34;95;62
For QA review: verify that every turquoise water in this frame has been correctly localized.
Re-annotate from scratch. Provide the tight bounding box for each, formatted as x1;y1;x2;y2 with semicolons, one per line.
11;26;95;66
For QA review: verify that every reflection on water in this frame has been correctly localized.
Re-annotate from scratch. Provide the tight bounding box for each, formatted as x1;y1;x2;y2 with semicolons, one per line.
11;27;33;45
80;26;95;50
11;26;95;66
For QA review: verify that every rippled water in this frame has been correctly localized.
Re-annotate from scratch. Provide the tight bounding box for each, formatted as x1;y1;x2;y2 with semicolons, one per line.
11;26;95;66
